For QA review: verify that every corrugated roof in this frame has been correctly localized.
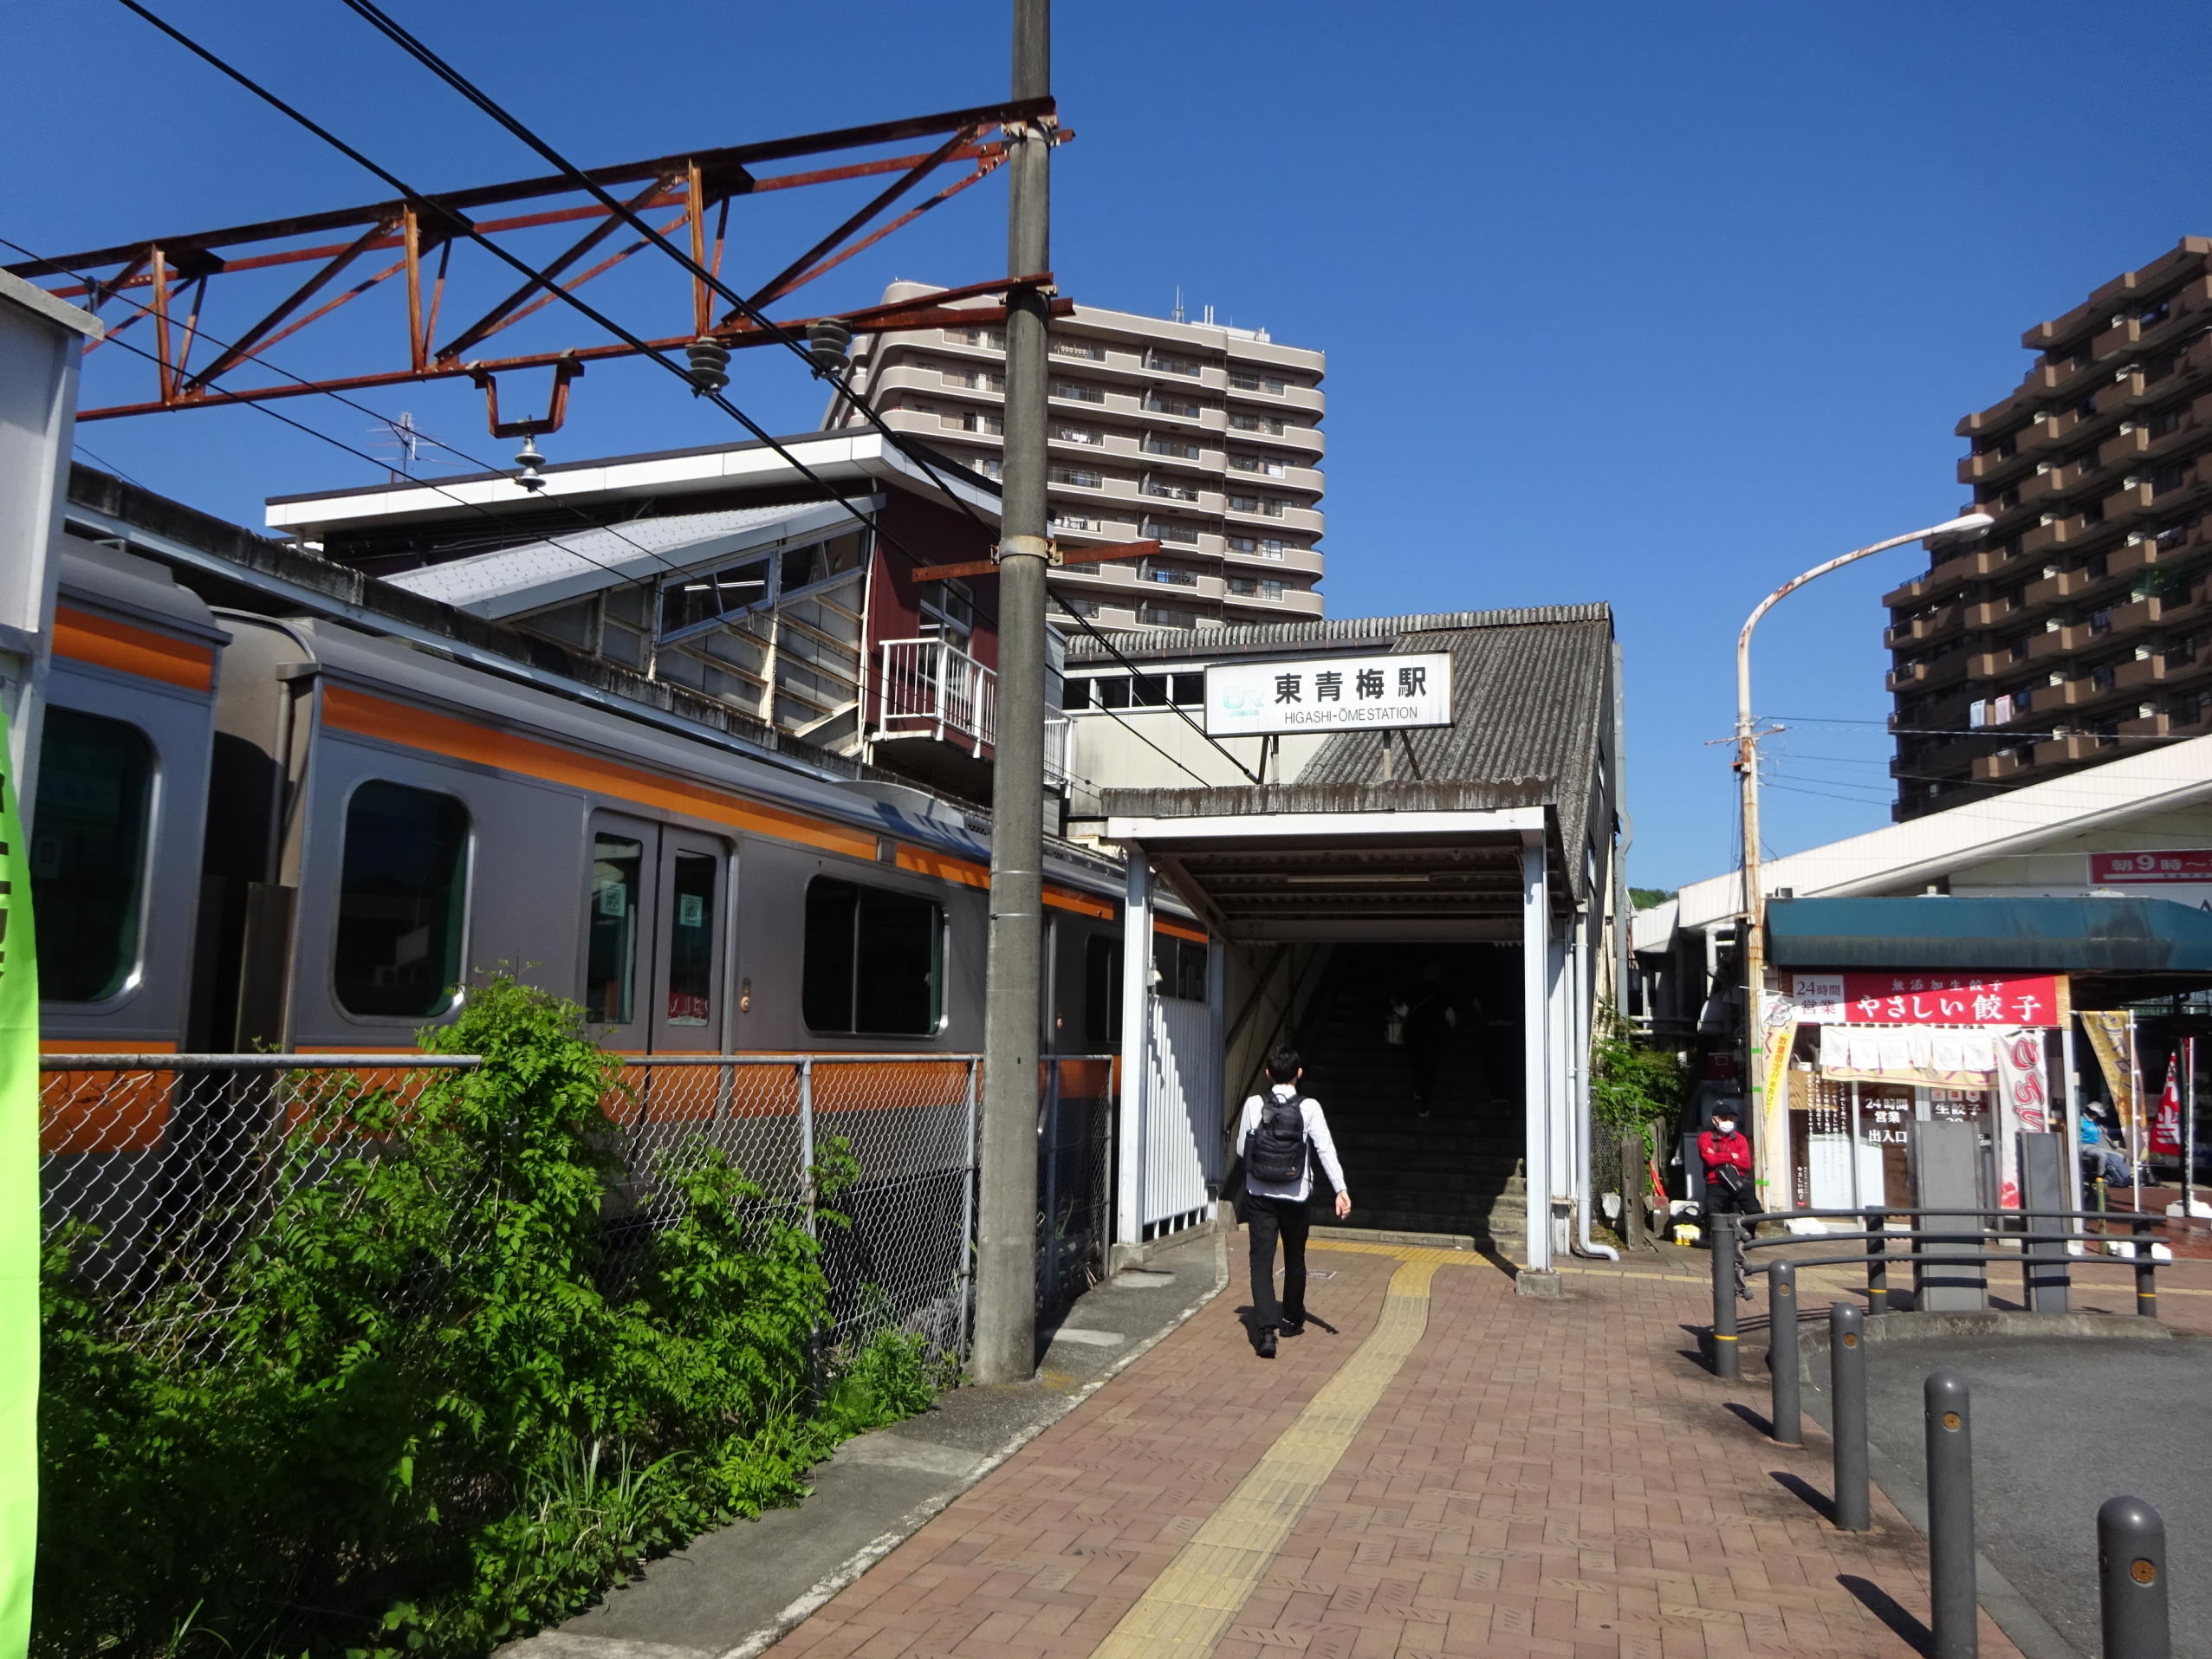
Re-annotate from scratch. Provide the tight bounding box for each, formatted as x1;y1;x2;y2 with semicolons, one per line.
1062;601;1612;662
382;501;860;617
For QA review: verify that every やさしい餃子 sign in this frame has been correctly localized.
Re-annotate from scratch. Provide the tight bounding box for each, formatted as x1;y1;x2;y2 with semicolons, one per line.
1203;652;1453;737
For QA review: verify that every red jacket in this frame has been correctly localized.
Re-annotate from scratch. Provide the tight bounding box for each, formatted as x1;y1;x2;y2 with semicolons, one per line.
1699;1128;1752;1176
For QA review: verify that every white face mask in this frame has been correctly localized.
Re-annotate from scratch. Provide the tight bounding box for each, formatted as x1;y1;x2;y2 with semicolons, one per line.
1714;1120;1736;1133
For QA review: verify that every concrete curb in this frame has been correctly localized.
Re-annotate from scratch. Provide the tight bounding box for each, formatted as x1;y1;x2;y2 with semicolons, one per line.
708;1225;1231;1659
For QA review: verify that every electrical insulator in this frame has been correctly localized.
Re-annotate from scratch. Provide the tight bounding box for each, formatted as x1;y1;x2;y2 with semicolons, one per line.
685;336;731;397
514;435;548;492
805;319;853;380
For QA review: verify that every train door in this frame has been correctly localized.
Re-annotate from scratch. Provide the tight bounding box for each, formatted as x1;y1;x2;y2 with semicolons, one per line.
583;813;732;1054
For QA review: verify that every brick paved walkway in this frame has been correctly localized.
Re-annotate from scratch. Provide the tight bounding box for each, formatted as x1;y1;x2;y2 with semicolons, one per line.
769;1236;2212;1659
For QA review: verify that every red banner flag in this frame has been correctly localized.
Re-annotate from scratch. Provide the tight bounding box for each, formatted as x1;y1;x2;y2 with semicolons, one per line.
2152;1053;2185;1156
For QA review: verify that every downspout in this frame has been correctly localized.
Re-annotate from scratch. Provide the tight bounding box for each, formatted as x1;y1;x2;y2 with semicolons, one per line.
1571;913;1619;1260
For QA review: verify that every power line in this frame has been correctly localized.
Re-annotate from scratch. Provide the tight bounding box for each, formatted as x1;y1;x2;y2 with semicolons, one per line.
113;0;984;603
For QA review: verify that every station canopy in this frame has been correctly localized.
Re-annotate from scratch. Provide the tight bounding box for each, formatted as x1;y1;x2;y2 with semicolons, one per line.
1098;605;1615;942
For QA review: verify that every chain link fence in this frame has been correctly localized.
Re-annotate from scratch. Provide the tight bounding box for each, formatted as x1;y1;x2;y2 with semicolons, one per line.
42;1049;1128;1363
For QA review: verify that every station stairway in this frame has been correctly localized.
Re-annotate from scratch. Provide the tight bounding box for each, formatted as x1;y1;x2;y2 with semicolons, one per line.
1291;943;1527;1252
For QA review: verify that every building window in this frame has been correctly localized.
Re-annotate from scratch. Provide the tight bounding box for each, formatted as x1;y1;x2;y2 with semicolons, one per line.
1051;423;1104;446
1145;565;1199;587
939;366;1005;392
1229;576;1284;599
944;325;1005;348
1052;380;1106;404
1052;465;1104;488
1049;509;1103;534
29;707;153;1004
801;877;943;1036
1229;371;1287;394
1229;412;1285;436
1143;518;1200;547
1144;436;1202;460
334;781;468;1019
1145;392;1203;419
939;409;1003;435
1228;534;1288;559
1227;452;1288;476
2152;407;2186;438
2152;463;2188;496
585;833;643;1024
1143;478;1199;502
1147;352;1203;378
2140;299;2172;327
967;456;1003;481
1138;604;1189;626
1152;933;1208;1001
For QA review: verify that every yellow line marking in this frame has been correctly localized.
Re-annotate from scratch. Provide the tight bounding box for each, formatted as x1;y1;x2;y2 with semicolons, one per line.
1087;1248;1469;1659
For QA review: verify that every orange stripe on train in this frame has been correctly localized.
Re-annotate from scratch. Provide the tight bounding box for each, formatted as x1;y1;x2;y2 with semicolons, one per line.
54;606;214;693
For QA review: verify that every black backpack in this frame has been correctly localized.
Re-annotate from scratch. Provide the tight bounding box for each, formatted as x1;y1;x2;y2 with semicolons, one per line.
1247;1089;1310;1184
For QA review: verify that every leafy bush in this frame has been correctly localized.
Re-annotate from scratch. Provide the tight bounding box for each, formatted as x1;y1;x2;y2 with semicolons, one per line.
1590;999;1687;1155
36;976;937;1658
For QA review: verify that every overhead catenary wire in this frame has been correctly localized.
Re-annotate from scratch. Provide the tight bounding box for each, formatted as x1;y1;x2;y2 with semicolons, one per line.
326;0;1009;544
108;0;1272;789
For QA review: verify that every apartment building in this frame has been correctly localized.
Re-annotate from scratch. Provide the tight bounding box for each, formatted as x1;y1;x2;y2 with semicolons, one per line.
1887;237;2212;818
829;281;1326;630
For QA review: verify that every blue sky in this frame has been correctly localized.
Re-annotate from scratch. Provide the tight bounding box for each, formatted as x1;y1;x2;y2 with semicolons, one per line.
10;1;2212;887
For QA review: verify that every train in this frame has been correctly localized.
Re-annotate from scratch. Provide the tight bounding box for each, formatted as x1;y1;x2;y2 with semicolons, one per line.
32;534;1179;1066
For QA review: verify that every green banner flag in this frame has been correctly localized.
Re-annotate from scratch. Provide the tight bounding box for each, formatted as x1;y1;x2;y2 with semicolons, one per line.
0;715;37;1659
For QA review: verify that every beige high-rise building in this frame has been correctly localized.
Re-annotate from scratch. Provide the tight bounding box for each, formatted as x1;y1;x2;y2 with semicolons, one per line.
828;282;1326;629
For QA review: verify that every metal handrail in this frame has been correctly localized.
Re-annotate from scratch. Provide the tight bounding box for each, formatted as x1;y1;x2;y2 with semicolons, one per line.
39;1053;482;1070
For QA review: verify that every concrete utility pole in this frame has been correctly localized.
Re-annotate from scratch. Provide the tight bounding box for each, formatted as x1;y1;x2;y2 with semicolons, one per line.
971;0;1052;1384
1735;511;1991;1206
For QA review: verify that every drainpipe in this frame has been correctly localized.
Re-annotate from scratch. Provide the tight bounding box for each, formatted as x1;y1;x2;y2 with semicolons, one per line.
1571;914;1619;1260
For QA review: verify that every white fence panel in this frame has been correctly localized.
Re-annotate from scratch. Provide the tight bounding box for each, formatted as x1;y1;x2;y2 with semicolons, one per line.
1139;993;1220;1235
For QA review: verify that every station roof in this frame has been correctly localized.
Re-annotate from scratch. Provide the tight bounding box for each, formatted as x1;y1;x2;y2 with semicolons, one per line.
1099;604;1615;941
1767;895;2212;975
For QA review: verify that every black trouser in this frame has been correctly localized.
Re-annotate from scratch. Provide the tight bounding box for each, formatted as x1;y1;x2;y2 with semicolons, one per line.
1246;1191;1309;1331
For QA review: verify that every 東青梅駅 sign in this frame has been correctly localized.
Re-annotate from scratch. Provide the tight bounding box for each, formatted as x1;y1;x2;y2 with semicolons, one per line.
1203;651;1454;737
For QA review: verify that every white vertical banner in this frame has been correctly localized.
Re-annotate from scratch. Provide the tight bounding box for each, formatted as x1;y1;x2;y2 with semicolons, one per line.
1993;1027;2052;1211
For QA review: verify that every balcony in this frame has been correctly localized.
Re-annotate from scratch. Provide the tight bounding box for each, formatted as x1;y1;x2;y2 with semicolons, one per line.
1884;602;1965;649
877;637;995;755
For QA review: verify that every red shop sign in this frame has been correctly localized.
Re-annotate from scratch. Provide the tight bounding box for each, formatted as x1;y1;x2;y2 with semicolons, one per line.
2089;849;2212;884
1790;971;2062;1027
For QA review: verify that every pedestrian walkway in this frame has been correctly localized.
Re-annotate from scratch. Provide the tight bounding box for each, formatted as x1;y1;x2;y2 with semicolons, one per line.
763;1232;2061;1659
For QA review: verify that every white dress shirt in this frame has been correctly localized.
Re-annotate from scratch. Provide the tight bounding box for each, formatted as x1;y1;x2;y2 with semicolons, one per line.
1237;1084;1347;1203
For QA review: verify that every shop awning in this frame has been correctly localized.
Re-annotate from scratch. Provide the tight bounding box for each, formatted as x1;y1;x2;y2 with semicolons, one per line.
1766;895;2212;974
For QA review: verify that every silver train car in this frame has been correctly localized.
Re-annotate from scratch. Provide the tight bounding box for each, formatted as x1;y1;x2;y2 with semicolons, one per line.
33;539;1150;1069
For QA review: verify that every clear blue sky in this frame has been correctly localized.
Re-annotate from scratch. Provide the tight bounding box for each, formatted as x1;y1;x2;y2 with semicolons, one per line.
10;1;2212;888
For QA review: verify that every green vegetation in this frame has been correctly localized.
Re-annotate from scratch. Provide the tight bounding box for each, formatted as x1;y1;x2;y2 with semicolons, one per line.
37;976;937;1658
1628;887;1677;911
1590;999;1688;1157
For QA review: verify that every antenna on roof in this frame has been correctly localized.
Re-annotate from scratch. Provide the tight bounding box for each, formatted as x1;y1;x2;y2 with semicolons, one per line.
1172;285;1184;324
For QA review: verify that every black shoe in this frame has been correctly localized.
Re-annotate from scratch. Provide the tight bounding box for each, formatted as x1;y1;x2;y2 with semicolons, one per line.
1279;1320;1305;1338
1258;1328;1278;1358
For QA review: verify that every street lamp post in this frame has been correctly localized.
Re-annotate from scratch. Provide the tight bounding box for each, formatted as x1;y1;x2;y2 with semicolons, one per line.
1735;511;1994;1209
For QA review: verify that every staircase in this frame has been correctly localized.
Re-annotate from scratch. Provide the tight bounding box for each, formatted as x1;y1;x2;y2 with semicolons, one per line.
1293;943;1526;1253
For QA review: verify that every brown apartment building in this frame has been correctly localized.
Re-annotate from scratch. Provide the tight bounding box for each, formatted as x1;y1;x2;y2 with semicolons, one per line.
1887;236;2212;819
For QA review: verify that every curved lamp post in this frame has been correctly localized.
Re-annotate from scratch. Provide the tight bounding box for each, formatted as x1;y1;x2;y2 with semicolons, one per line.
1736;511;1995;1208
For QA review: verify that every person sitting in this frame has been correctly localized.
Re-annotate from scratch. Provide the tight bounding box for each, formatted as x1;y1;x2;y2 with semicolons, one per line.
2080;1107;2139;1190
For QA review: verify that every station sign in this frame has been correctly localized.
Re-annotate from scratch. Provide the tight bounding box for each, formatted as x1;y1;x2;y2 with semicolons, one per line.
1203;651;1453;738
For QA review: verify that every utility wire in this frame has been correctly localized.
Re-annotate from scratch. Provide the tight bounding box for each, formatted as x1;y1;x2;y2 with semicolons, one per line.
114;0;983;600
113;0;1268;788
328;0;1008;543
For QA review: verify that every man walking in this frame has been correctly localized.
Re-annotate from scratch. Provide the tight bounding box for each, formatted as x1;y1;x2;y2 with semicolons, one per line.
1238;1044;1350;1358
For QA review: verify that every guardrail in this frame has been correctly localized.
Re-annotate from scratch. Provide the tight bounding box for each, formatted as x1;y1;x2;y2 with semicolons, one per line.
1707;1207;2172;1380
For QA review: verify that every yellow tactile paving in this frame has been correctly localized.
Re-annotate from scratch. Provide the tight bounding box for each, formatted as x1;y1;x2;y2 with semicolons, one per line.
1085;1244;1472;1659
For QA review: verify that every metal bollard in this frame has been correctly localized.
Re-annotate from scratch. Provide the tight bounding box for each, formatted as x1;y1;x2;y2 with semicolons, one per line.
1711;1212;1741;1379
1865;1208;1889;1315
1768;1260;1801;1445
2131;1219;2158;1319
1924;1370;1976;1659
1830;1302;1870;1532
2098;1496;2170;1659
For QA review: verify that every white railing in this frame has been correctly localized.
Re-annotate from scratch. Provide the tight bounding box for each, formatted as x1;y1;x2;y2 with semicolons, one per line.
1045;715;1072;787
878;637;996;754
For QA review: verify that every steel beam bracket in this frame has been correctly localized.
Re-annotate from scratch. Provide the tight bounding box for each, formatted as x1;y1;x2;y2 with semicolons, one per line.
468;351;584;438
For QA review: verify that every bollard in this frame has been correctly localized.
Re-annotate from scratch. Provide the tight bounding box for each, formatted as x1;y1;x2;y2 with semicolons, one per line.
1711;1212;1741;1379
1768;1260;1801;1446
1865;1208;1889;1315
1830;1302;1870;1532
1924;1371;1976;1659
2131;1219;2158;1319
2098;1495;2170;1659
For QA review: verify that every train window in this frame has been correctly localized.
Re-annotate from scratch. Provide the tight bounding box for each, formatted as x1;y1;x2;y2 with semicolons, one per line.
334;781;468;1019
1152;933;1208;1001
665;852;717;1026
29;708;152;1003
1084;935;1122;1046
802;876;943;1036
585;833;642;1023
